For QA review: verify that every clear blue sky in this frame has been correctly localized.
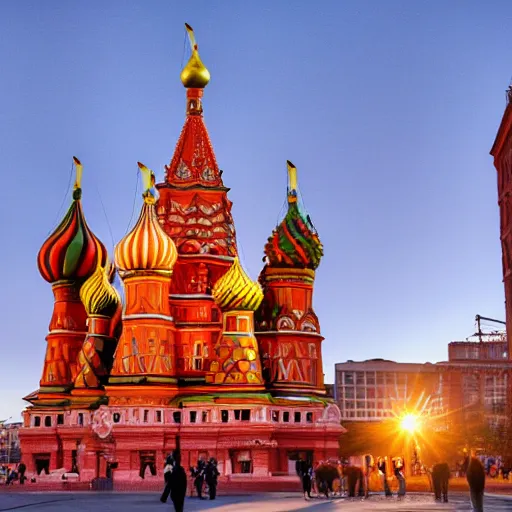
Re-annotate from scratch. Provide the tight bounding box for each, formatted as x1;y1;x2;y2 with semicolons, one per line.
0;0;510;421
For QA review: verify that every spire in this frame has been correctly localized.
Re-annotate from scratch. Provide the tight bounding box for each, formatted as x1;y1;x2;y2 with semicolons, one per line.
37;157;107;283
287;160;298;203
180;23;211;89
115;163;177;274
263;161;323;270
164;24;223;188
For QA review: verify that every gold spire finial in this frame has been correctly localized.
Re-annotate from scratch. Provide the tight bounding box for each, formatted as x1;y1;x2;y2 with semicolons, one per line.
72;156;83;200
180;23;211;88
287;160;298;203
138;162;158;204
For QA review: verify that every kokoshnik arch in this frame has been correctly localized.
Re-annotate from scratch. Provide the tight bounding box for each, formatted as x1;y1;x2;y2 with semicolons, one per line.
19;24;343;482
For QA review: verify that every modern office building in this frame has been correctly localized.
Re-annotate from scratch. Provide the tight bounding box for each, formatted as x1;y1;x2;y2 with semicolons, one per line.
335;319;510;430
334;359;443;422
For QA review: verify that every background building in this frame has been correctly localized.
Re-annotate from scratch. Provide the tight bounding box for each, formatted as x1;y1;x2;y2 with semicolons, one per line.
334;360;443;422
335;316;512;459
0;421;22;464
440;318;510;434
491;86;512;358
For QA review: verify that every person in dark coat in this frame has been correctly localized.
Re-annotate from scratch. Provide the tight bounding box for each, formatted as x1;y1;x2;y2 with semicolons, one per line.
344;465;364;497
392;456;406;498
205;458;220;500
190;459;206;499
466;457;485;512
160;454;174;503
169;451;187;512
17;462;26;485
301;462;313;499
377;457;392;496
431;462;450;502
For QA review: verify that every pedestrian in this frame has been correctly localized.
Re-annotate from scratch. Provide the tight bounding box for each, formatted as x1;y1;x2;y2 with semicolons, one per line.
344;465;363;497
6;468;17;486
190;459;205;499
378;457;392;496
205;458;219;500
169;451;187;512
431;462;450;503
17;462;26;485
160;454;174;503
392;456;406;498
301;462;312;499
466;457;485;512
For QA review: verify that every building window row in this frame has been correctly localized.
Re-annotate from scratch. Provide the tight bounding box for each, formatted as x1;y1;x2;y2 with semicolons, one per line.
31;407;317;428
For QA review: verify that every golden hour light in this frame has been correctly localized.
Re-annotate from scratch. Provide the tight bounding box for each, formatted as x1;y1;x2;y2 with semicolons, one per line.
400;413;420;434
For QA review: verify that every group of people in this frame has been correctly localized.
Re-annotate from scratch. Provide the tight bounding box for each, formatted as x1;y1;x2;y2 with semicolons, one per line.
1;462;26;485
431;456;486;511
297;453;486;510
159;454;220;511
189;458;220;500
296;456;407;500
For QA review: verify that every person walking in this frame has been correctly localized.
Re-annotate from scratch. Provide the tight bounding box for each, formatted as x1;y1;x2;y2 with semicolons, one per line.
300;462;313;500
378;457;392;497
466;457;485;512
431;462;450;503
169;451;187;512
160;454;174;503
205;458;220;500
392;456;406;498
190;459;205;499
17;462;26;485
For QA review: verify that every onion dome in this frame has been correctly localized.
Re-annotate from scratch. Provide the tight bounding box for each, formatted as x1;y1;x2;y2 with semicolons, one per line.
37;157;107;283
180;23;211;88
80;253;121;317
115;162;178;274
264;161;323;270
212;258;263;311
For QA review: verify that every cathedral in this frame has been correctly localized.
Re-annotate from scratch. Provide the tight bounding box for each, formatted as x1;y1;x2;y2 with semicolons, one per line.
19;24;343;483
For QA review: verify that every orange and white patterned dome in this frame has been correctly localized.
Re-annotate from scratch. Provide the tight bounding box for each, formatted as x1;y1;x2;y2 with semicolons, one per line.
115;163;178;274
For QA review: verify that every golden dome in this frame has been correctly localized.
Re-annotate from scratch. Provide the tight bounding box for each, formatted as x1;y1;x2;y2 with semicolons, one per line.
115;163;178;274
180;23;210;88
212;258;263;311
80;254;120;317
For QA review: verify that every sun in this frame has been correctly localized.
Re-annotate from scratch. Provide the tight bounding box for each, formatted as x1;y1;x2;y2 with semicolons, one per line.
400;413;420;434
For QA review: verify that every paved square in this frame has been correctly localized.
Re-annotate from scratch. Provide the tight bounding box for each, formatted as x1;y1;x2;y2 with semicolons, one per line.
0;492;510;511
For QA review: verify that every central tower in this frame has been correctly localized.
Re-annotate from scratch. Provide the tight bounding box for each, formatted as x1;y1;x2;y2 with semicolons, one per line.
156;24;237;381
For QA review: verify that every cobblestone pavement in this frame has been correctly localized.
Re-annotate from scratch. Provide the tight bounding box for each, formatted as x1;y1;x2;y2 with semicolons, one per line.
0;492;511;511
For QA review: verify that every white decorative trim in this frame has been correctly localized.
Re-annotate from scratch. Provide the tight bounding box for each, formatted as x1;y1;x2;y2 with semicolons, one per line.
47;330;87;336
123;313;174;322
170;294;213;300
254;330;322;337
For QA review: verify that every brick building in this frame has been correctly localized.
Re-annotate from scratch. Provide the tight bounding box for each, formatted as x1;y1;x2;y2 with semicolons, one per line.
491;86;512;357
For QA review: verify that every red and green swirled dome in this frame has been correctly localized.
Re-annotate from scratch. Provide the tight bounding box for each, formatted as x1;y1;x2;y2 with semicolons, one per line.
264;201;323;271
37;187;107;284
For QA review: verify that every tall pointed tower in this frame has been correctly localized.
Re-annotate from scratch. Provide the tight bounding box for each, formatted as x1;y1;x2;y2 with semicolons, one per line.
256;161;325;395
156;24;237;380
